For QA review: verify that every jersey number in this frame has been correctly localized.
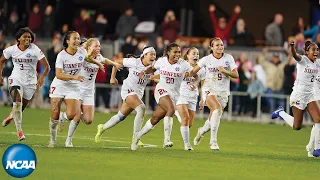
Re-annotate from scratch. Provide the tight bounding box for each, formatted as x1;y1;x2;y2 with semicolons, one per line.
311;75;315;82
19;64;24;70
128;89;134;93
49;87;56;94
137;79;145;85
88;74;94;80
69;69;78;75
166;77;174;84
158;89;167;95
218;73;222;80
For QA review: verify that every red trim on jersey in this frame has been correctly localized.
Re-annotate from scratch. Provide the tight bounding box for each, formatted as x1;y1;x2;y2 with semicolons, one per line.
140;58;147;67
212;53;224;59
167;58;177;65
64;48;77;56
17;44;28;52
306;55;316;63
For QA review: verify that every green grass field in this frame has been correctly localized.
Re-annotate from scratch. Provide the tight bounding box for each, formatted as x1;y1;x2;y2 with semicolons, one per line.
0;106;319;180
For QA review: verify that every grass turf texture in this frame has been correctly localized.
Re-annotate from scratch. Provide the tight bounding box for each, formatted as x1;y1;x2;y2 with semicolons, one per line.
0;106;319;180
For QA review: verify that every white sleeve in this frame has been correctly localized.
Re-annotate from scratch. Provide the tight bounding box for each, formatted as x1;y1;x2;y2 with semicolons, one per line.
34;45;45;61
183;61;192;72
123;58;137;68
198;68;206;80
197;57;207;68
228;55;238;71
55;52;64;69
153;58;163;70
3;46;13;59
298;55;307;65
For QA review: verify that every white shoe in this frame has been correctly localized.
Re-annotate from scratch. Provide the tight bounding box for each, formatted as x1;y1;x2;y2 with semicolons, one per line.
194;128;203;146
65;140;73;147
210;143;220;151
184;143;194;151
131;134;140;151
306;145;314;158
48;141;56;148
163;141;173;148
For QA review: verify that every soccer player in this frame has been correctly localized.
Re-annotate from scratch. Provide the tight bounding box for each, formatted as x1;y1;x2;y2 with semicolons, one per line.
271;41;320;157
48;31;104;147
0;27;50;140
60;38;123;147
175;47;205;150
95;46;156;147
131;42;195;150
191;37;239;150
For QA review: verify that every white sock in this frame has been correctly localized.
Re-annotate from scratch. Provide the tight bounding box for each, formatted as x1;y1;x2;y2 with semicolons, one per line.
200;119;210;135
164;116;173;142
12;102;22;131
279;111;294;128
136;119;154;140
314;123;320;150
180;126;189;145
175;110;182;123
133;104;145;135
307;125;316;148
66;120;79;142
103;111;125;131
210;110;222;145
49;118;59;143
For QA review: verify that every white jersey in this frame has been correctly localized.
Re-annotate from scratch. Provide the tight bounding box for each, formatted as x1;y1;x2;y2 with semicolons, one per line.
293;55;320;93
51;47;87;86
180;66;206;98
198;53;237;96
122;57;152;96
154;57;192;97
3;43;45;85
79;54;104;93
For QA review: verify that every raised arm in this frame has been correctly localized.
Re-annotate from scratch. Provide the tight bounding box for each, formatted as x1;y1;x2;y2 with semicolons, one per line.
290;42;302;61
101;56;123;70
209;4;218;31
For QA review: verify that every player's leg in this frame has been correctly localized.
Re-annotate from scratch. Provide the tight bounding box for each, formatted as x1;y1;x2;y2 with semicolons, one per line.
8;85;25;140
306;125;316;157
176;104;193;150
306;101;320;157
95;102;133;142
158;95;175;147
48;97;63;147
65;100;82;147
206;95;223;151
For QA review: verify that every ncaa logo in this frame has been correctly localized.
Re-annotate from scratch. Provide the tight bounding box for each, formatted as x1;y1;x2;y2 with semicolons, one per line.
175;67;180;71
2;144;36;178
225;61;230;66
26;53;31;58
79;56;83;61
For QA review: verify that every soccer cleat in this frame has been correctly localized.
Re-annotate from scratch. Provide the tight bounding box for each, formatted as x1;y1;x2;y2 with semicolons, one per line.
132;135;144;147
48;141;55;148
58;112;66;132
194;128;204;146
95;124;104;143
184;143;194;151
2;115;13;127
17;131;26;141
306;145;314;158
131;134;140;151
313;149;320;157
163;141;174;148
210;143;220;151
65;140;73;147
271;106;284;119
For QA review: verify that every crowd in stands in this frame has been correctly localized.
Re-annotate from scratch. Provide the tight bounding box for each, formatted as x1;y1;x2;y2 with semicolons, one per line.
0;3;319;117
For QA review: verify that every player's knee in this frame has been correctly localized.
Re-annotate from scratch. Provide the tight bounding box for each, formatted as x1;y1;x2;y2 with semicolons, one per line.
167;108;175;117
66;112;76;120
292;124;301;131
84;120;93;125
10;86;22;102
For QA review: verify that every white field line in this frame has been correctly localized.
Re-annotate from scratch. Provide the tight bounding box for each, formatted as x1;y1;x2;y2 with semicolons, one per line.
1;132;157;148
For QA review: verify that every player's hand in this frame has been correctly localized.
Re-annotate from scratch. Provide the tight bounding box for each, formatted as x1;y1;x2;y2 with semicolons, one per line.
199;100;204;111
110;77;118;85
138;71;146;79
290;41;295;47
113;62;123;71
97;62;105;72
234;5;241;13
37;76;45;87
74;75;85;82
217;66;225;73
209;4;215;12
189;84;196;91
89;49;99;58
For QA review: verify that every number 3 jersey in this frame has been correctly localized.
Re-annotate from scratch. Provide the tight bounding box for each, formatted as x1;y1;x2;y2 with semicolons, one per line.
3;43;45;86
293;55;320;93
121;57;152;96
198;53;237;96
79;54;104;93
51;47;87;86
154;57;192;97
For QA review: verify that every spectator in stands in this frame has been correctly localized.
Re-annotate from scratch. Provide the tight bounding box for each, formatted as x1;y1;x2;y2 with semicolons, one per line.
295;33;305;53
74;9;94;38
94;13;109;40
257;52;286;112
0;41;12;106
253;56;266;88
95;61;111;113
282;55;296;95
316;33;320;47
229;18;254;46
236;54;251;115
292;16;305;36
247;71;264;117
199;38;210;58
161;10;180;43
28;4;42;35
208;4;240;44
115;8;138;44
155;36;164;57
303;19;320;42
58;24;69;39
47;37;62;82
265;13;284;46
41;5;55;38
121;35;136;56
0;31;5;51
6;11;21;36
